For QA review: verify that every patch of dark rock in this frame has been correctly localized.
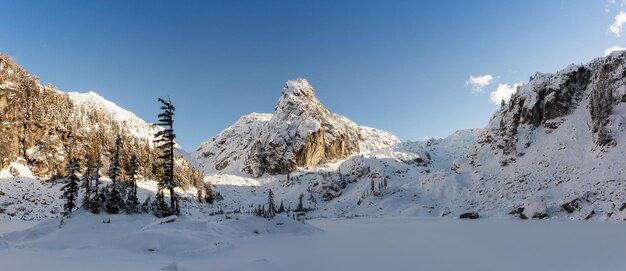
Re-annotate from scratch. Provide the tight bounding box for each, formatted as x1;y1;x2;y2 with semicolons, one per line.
562;200;579;213
584;211;595;220
459;212;479;219
509;208;528;219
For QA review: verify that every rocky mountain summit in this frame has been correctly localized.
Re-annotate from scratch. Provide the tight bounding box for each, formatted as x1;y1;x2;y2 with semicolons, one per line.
193;79;399;177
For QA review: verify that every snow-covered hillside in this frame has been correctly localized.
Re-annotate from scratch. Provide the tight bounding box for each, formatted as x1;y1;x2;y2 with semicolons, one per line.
464;51;626;219
67;91;160;142
193;79;400;177
0;53;199;189
188;79;485;219
191;52;626;221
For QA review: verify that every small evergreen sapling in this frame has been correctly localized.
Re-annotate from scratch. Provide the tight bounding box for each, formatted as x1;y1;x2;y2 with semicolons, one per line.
153;190;171;217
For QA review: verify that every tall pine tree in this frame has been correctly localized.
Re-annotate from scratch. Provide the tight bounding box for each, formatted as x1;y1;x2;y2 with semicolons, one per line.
61;157;81;217
80;154;94;210
108;135;123;185
154;98;178;215
125;154;139;214
266;189;276;218
106;135;124;214
90;160;103;214
296;193;304;212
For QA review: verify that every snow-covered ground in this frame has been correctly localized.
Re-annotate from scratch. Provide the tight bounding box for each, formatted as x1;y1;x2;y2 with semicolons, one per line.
1;214;625;271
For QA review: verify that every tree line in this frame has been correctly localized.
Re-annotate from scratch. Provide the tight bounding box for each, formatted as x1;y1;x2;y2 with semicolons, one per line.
61;98;214;219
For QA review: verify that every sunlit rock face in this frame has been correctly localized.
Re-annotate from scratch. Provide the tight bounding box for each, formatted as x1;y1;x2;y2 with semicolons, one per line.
193;79;399;177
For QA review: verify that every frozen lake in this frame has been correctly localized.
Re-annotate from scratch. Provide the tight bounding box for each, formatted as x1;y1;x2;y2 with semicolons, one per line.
0;215;624;271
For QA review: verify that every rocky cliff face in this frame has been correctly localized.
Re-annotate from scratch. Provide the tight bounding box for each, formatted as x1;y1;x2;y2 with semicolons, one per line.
466;52;626;219
193;79;400;177
0;54;200;188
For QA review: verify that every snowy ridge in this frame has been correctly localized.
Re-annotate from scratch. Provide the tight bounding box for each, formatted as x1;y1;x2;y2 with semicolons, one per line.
67;91;161;143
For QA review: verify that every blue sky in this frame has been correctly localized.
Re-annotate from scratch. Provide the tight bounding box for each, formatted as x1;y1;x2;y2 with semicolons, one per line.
1;0;625;150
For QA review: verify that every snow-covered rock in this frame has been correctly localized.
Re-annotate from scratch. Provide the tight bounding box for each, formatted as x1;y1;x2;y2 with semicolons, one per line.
0;53;198;188
522;201;548;219
193;79;400;177
465;51;626;219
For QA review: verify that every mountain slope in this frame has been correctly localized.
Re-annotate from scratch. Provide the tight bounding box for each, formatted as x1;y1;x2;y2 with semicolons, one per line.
465;51;626;219
0;54;200;189
193;79;400;177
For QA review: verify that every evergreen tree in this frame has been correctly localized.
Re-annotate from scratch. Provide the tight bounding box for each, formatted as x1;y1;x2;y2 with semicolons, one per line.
308;193;317;209
153;190;171;217
80;155;94;210
106;136;124;214
266;189;276;218
154;98;177;215
204;181;214;204
296;193;304;212
125;154;139;214
196;183;203;203
370;179;375;193
108;135;123;185
141;196;152;214
61;157;81;217
278;200;285;213
97;186;108;214
89;161;103;214
106;186;123;214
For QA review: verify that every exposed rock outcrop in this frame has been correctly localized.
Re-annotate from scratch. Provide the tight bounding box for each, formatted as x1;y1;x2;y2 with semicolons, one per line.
0;54;201;188
465;51;626;219
193;79;400;177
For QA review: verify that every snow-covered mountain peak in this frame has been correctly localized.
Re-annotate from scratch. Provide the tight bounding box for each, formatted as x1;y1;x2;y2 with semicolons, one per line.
274;78;327;121
193;79;399;177
281;78;316;100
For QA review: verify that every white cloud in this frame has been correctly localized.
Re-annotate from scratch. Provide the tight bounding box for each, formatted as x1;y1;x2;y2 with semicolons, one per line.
606;0;617;12
465;74;494;93
489;83;522;105
608;11;626;36
604;45;626;56
605;0;626;12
